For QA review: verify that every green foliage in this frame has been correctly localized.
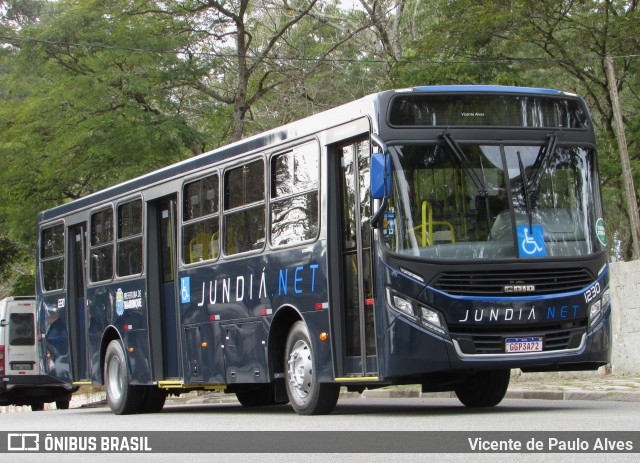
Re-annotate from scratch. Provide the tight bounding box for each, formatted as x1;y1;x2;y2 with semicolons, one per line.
0;238;34;298
0;0;203;243
0;0;639;296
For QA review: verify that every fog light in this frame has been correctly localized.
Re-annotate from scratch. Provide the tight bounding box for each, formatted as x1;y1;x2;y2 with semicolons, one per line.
420;306;446;334
420;306;442;328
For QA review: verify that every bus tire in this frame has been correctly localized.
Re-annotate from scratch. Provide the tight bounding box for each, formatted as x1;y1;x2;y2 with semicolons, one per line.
284;321;339;415
104;339;142;415
455;369;510;408
55;400;70;410
139;386;167;414
31;402;44;412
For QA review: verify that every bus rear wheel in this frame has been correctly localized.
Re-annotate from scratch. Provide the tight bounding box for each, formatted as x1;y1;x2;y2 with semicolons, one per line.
139;386;167;413
104;339;143;415
284;321;339;415
30;402;44;412
455;369;510;407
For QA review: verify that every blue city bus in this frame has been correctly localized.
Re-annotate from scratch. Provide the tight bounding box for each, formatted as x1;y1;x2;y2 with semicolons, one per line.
35;85;611;415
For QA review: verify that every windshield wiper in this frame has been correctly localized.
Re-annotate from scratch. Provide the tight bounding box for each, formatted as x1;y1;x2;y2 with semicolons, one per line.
441;130;488;196
517;151;534;232
441;130;492;230
528;134;558;204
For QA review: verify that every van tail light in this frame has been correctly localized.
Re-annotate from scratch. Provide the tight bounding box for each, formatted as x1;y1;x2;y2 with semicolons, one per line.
0;345;5;376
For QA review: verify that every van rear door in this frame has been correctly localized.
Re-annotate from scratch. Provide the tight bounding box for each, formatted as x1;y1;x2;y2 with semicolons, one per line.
5;299;39;377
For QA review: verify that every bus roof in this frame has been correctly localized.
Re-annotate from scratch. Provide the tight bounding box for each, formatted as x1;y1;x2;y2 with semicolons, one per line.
37;92;380;222
409;85;572;96
37;85;580;222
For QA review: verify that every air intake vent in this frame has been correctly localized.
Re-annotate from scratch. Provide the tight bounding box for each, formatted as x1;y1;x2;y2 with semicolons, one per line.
432;268;594;296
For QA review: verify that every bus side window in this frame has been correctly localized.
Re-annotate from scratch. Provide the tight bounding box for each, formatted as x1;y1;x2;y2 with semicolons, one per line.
270;142;319;247
223;160;265;256
182;173;219;264
117;199;143;277
90;208;114;282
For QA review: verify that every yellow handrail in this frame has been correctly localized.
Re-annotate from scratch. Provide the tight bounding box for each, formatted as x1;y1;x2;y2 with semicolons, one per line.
413;201;456;246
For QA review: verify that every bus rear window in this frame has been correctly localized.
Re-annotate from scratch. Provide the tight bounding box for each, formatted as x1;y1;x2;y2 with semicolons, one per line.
9;313;35;346
389;94;588;128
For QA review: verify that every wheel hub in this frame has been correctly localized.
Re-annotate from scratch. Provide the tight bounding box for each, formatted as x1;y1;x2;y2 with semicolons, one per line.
107;356;123;401
287;339;313;398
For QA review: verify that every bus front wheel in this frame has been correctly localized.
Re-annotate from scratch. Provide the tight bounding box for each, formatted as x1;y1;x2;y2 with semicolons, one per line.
55;400;70;410
455;369;510;407
284;321;339;415
104;339;143;415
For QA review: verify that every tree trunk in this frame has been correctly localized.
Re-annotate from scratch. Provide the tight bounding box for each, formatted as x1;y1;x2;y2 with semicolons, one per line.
604;54;640;260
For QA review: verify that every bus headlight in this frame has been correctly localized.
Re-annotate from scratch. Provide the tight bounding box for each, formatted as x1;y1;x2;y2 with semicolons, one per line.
589;300;602;327
391;294;414;317
589;288;610;328
386;287;448;336
386;288;416;319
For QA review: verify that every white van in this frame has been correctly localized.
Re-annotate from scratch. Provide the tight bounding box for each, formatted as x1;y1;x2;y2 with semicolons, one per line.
1;296;76;411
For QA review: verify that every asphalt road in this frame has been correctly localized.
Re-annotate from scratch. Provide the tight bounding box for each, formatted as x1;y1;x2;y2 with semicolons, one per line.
1;397;639;463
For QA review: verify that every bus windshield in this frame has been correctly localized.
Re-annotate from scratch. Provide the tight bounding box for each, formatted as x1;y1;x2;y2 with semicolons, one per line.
383;142;605;259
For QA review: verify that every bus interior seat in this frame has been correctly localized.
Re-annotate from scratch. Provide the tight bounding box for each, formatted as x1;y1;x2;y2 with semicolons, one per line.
189;233;211;262
432;230;455;244
210;232;219;259
489;209;585;242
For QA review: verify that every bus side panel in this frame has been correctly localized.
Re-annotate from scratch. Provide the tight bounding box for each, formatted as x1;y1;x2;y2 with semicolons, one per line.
86;287;109;382
299;309;334;383
114;279;152;385
261;244;333;383
221;320;268;384
178;242;332;385
381;314;453;378
183;321;225;384
86;281;153;385
40;294;72;383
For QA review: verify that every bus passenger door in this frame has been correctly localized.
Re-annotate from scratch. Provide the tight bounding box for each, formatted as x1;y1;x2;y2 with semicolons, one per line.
147;196;181;380
67;224;90;381
331;137;378;378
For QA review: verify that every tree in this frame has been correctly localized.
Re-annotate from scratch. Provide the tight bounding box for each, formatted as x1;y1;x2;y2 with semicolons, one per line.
0;0;203;243
155;0;376;142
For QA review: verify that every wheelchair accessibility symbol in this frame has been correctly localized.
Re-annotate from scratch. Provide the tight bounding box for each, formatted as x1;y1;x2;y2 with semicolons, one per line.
517;225;546;257
180;277;191;303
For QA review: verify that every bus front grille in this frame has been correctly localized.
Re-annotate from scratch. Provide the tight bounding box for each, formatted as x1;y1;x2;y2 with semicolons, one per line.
432;268;594;296
450;324;587;355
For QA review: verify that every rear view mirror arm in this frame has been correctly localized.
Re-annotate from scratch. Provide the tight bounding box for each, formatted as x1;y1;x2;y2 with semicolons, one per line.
370;133;390;228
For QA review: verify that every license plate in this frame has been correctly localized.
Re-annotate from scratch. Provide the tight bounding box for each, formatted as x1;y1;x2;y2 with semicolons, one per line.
505;337;543;353
11;363;34;371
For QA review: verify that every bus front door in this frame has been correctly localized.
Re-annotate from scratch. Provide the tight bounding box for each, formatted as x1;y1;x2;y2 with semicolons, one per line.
333;138;378;378
147;196;181;380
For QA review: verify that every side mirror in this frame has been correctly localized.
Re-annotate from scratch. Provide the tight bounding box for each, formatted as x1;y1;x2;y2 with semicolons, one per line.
371;151;391;199
0;319;7;327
